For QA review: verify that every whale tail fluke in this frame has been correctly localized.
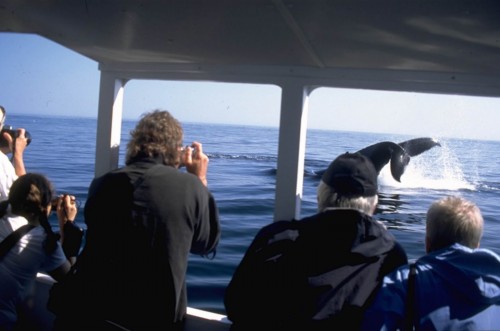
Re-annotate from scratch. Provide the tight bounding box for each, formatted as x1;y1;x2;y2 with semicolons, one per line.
320;137;441;183
357;141;409;182
398;137;441;157
390;148;410;182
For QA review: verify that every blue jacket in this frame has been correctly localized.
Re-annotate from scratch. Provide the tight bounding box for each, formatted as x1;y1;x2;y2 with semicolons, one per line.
362;243;500;331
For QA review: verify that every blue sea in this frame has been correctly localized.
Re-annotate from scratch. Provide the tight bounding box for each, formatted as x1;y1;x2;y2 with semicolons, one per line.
8;114;500;315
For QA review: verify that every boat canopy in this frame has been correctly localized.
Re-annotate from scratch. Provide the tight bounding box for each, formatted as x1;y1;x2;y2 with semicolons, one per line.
1;0;499;220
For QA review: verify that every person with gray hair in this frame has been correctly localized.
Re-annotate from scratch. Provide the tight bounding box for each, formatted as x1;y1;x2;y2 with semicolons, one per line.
316;178;378;215
225;152;407;331
362;196;500;331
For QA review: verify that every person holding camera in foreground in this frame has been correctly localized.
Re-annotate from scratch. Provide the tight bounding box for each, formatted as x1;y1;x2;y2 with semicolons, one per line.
0;173;82;331
0;106;29;202
52;110;220;331
362;196;500;331
225;152;407;331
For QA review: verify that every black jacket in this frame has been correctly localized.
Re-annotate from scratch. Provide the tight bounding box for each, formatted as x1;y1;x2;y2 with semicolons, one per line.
224;208;407;331
68;158;220;330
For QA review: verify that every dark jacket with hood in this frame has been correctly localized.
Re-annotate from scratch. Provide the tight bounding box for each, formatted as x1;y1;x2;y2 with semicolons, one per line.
224;208;407;331
362;243;500;331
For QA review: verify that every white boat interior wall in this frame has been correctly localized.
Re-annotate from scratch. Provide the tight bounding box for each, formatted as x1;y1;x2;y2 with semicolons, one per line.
2;1;500;329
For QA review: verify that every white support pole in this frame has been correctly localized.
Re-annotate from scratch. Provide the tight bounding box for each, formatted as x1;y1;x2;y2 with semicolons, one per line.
274;82;310;221
94;71;126;177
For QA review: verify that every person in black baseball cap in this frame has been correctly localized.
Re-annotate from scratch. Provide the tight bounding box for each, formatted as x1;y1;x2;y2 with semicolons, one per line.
225;151;407;331
317;152;379;213
321;152;378;195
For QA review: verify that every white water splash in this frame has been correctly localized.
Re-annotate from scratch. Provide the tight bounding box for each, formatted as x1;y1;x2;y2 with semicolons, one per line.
378;143;475;191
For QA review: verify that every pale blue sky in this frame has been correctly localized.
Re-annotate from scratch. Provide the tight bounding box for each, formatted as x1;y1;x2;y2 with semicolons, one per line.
2;32;500;141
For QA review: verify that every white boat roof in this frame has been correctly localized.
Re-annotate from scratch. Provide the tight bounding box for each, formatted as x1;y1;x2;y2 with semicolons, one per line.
2;0;500;220
2;0;499;95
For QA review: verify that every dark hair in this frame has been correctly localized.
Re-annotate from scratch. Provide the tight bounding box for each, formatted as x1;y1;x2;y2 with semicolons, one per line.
125;110;183;166
0;173;59;253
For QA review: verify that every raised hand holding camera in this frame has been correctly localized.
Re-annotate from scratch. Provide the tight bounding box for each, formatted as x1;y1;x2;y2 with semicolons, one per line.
52;194;78;223
52;194;82;259
0;125;31;151
181;141;209;186
51;194;84;264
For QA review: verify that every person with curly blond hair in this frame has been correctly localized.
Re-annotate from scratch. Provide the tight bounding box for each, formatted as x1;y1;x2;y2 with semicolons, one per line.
53;110;220;331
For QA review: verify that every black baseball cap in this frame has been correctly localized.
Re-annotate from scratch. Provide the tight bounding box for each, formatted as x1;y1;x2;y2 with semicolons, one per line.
321;152;378;197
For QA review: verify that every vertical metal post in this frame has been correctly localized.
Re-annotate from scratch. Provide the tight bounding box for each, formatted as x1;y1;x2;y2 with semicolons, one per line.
274;82;310;221
94;70;126;177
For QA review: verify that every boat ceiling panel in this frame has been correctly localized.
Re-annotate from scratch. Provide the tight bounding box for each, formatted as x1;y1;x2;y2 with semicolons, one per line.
1;0;500;94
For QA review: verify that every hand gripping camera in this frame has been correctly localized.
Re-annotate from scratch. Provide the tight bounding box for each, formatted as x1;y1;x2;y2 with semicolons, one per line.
0;125;32;149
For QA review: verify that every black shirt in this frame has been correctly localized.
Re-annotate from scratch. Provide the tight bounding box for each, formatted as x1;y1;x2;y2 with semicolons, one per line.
74;158;220;329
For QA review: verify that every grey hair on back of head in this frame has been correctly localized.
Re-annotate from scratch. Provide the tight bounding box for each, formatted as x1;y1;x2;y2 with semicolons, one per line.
317;180;378;215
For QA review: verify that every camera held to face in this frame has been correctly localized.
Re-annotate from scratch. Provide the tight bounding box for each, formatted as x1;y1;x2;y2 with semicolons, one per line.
51;194;80;212
0;125;32;149
51;196;66;211
179;145;198;168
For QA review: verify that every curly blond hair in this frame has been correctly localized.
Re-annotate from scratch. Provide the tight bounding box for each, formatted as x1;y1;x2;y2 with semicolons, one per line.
125;110;183;166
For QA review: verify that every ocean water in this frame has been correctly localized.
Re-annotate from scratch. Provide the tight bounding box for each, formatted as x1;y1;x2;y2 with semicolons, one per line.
8;114;500;314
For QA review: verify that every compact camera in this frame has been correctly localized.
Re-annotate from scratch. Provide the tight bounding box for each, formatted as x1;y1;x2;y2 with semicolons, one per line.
0;125;32;149
51;197;63;211
51;194;80;212
179;145;199;168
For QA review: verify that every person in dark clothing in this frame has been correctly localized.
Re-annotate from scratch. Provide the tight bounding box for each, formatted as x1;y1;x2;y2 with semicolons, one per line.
224;152;407;331
52;110;221;331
